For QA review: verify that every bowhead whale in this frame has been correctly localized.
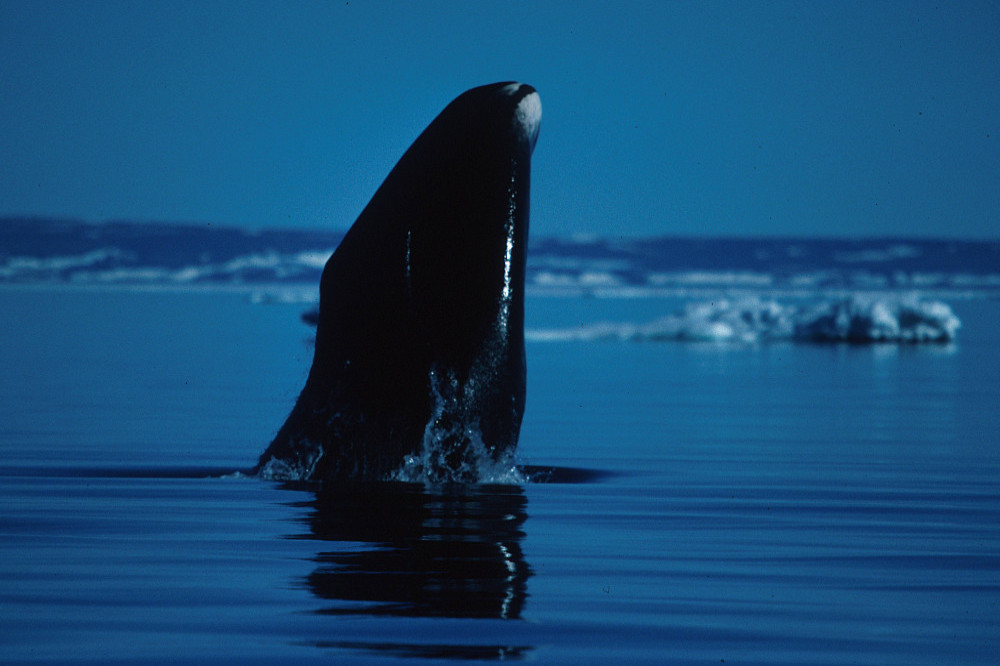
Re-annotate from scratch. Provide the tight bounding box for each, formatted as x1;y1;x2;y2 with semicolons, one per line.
256;82;541;482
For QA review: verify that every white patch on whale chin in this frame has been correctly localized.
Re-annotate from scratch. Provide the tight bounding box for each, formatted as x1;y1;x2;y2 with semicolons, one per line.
500;83;542;146
515;91;542;146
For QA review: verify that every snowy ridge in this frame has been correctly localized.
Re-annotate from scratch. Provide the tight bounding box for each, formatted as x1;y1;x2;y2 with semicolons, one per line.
526;295;961;344
0;246;335;285
2;219;998;299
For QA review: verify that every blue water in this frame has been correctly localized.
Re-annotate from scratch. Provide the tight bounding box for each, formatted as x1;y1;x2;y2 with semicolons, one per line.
1;289;998;664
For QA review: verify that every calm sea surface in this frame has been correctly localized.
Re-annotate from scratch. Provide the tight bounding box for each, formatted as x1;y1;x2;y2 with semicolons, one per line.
1;289;998;664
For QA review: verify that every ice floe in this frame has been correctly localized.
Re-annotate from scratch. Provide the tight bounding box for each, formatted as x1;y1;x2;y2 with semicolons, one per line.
526;296;961;344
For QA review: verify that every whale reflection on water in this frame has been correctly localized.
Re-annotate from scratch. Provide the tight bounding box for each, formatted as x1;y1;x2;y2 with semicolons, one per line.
285;482;531;621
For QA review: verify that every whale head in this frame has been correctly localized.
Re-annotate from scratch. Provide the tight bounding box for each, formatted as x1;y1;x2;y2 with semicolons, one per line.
259;82;541;482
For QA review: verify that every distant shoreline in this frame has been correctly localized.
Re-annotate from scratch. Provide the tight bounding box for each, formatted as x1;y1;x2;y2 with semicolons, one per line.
3;218;998;298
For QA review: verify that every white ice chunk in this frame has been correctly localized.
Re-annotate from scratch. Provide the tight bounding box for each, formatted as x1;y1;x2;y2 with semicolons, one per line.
526;295;960;345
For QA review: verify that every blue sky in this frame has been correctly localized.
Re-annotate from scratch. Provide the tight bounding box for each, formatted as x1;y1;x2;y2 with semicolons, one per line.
2;1;997;238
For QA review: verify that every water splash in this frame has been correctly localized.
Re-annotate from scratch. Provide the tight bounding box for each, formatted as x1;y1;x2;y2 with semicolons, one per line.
256;440;323;481
392;368;524;485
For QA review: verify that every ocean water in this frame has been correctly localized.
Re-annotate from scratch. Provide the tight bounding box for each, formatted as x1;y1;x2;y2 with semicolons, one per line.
1;285;998;664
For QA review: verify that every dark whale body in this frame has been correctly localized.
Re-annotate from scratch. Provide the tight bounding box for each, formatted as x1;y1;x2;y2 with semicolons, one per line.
257;82;540;482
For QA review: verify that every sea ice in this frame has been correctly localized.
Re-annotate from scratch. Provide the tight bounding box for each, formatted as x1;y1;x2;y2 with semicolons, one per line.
526;295;961;345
